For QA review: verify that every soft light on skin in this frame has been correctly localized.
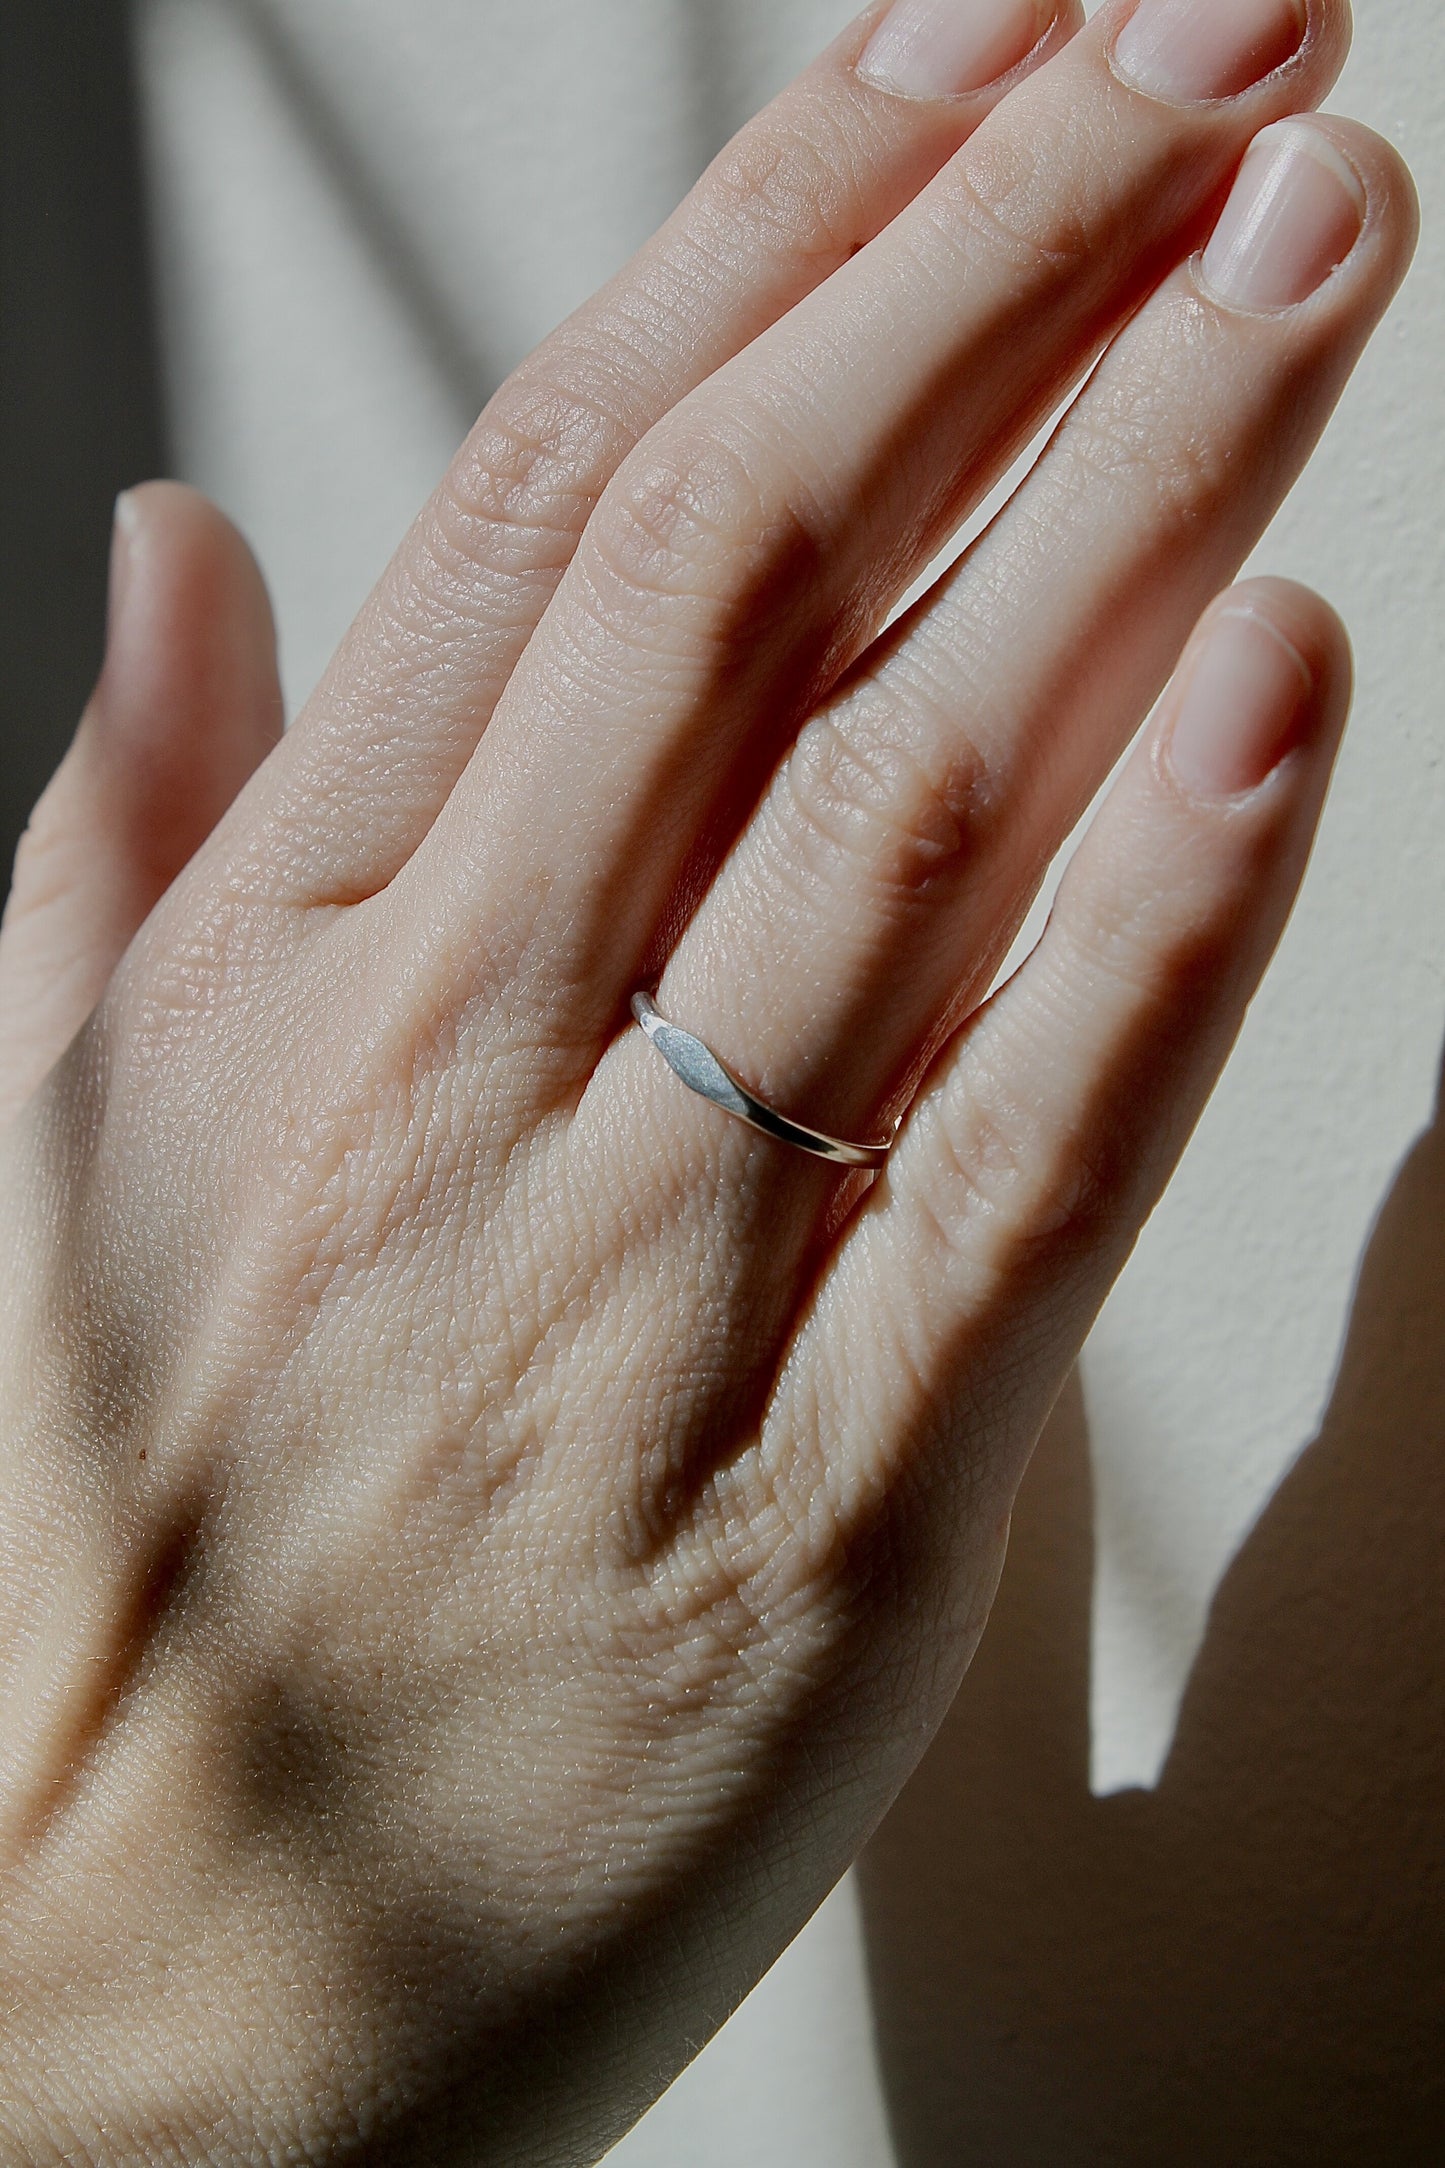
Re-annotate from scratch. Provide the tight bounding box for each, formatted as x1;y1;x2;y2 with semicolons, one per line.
1112;0;1307;105
858;0;1060;100
1166;605;1317;798
1201;121;1367;312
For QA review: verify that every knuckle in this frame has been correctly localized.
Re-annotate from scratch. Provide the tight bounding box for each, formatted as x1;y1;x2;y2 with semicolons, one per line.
1029;1107;1134;1256
935;105;1104;286
775;700;986;904
1061;362;1233;533
918;1051;1126;1276
916;1066;1039;1260
1056;864;1229;1021
587;432;773;605
703;103;868;273
431;373;623;574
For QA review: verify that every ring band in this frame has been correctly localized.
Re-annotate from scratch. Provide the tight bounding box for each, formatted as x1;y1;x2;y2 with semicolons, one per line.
631;993;894;1170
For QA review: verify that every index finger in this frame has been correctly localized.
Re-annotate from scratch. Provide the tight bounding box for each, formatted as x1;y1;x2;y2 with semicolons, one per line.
250;0;1083;906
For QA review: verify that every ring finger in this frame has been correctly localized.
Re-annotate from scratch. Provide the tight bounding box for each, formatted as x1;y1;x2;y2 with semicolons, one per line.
600;112;1415;1191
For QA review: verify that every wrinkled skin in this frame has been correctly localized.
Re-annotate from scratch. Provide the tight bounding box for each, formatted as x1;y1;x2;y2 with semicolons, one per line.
0;0;1416;2160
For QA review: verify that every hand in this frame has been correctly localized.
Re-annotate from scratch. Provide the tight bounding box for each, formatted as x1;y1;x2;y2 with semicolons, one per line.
0;1;1415;2160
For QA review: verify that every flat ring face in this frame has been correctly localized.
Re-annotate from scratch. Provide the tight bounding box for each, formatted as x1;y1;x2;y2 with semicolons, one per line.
630;994;893;1170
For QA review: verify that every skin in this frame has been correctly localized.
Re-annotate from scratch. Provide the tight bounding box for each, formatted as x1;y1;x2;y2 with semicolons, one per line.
0;0;1418;2160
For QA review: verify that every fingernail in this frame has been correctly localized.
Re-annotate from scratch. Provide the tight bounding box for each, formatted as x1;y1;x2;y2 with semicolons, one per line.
1112;0;1306;104
1201;121;1365;311
1166;607;1316;797
859;0;1054;99
106;490;140;639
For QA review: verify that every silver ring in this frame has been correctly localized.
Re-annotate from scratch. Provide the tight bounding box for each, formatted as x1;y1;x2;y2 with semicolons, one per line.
631;993;894;1170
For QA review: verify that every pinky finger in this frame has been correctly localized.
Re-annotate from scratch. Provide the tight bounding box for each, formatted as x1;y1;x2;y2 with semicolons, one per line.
0;483;282;1121
788;578;1352;1538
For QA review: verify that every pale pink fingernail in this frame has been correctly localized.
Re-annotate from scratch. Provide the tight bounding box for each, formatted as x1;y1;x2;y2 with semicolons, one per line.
108;490;140;631
858;0;1056;99
1166;607;1316;797
1201;121;1365;311
1113;0;1306;104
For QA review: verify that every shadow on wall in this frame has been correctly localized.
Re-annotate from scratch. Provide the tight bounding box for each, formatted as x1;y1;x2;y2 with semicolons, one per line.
0;5;168;883
859;1038;1445;2166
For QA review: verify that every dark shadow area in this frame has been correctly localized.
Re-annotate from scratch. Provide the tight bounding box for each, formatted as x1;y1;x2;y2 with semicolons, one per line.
860;1044;1445;2164
0;3;168;883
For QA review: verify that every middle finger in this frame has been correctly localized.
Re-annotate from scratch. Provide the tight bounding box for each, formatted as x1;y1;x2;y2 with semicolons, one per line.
398;0;1348;1047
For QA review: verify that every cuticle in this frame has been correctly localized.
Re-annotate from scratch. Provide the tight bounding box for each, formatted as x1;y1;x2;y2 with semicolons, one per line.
1191;242;1362;321
855;2;1072;107
1106;0;1317;112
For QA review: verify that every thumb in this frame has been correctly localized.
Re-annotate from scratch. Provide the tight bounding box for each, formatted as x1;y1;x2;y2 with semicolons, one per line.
0;482;283;1121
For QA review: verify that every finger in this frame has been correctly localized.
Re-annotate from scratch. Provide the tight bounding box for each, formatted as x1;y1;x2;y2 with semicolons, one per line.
779;579;1352;1544
0;484;282;1121
248;0;1083;904
406;0;1351;1039
641;117;1414;1162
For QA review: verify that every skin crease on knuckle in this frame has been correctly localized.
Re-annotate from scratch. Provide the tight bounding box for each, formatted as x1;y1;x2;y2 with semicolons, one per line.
580;419;819;635
383;86;904;660
761;699;987;922
703;110;869;275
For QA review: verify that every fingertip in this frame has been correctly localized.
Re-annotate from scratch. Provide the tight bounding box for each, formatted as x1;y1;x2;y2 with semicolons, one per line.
1304;114;1422;286
849;0;1083;105
1212;574;1351;691
1164;578;1352;801
88;481;284;890
0;486;286;1114
102;482;283;761
1312;0;1354;94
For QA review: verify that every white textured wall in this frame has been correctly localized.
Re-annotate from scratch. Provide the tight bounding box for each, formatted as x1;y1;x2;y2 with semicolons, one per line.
1087;0;1445;1795
136;2;1445;2158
